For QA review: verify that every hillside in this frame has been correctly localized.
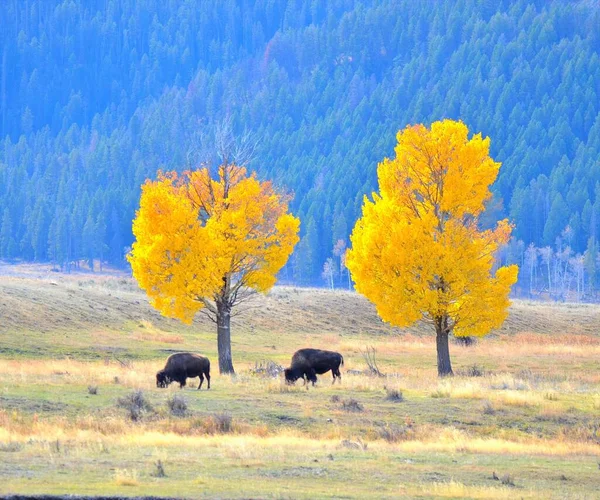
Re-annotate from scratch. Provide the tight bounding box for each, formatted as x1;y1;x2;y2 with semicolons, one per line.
1;1;600;287
2;267;600;363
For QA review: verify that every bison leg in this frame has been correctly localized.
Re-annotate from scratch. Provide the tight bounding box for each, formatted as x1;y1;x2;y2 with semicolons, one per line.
206;372;210;390
179;378;186;389
333;367;341;384
198;374;204;390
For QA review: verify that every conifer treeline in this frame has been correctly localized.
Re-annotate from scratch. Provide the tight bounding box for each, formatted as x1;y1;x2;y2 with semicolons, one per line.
1;1;599;295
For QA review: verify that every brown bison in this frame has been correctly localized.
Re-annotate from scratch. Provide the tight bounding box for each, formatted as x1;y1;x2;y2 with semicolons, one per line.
156;352;211;390
284;348;344;387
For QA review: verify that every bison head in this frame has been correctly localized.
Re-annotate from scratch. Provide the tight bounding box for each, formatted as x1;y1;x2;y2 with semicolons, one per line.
284;367;301;384
156;370;171;388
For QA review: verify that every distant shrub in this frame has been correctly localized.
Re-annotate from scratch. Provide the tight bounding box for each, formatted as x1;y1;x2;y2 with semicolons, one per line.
151;460;166;478
330;395;340;403
206;412;233;434
87;385;98;395
166;394;188;416
384;387;404;402
0;442;23;452
113;376;120;384
117;390;153;421
378;424;411;443
482;401;496;415
544;391;559;401
250;360;284;378
500;474;515;487
340;438;367;450
453;336;476;347
341;399;364;412
461;364;485;377
361;346;384;377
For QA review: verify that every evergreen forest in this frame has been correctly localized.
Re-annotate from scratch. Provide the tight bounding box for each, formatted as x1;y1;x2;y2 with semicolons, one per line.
1;0;600;299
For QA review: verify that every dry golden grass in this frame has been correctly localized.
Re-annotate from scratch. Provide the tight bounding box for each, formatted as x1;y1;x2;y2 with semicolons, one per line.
405;481;536;499
113;469;140;487
1;269;600;497
1;413;598;458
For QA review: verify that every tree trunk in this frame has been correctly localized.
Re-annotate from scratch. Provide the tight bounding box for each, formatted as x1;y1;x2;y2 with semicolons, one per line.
216;301;235;374
435;316;453;377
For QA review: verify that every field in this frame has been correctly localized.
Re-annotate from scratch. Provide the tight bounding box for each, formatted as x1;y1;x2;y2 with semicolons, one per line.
1;266;600;499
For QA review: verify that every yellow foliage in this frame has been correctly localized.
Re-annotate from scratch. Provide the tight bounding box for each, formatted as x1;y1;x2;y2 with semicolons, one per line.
347;120;518;337
128;164;299;323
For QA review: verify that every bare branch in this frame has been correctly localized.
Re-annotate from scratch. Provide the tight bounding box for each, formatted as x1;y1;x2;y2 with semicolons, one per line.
198;307;217;324
215;117;260;167
200;298;218;315
360;346;384;377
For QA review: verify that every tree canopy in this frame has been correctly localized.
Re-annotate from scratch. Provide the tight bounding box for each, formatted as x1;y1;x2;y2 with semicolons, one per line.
347;120;518;376
128;163;299;372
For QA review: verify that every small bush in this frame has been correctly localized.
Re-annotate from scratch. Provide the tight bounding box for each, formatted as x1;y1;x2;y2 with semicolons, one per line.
0;442;23;452
340;438;368;450
462;364;485;377
341;399;364;412
378;424;411;443
453;336;476;346
51;439;61;454
361;346;384;376
500;474;515;487
544;391;559;401
250;360;284;377
384;387;404;402
482;400;496;415
87;385;98;395
330;395;340;403
166;394;188;417
117;390;153;421
205;412;233;433
151;460;166;478
113;376;120;384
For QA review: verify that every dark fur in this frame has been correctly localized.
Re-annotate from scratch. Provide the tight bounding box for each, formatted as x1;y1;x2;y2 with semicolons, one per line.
284;348;344;387
156;352;211;390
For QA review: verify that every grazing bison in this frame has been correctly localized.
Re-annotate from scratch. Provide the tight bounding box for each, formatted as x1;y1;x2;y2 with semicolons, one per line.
156;352;211;390
284;348;344;387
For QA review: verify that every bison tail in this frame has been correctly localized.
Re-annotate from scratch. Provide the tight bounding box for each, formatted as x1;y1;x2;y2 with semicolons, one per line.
341;355;344;366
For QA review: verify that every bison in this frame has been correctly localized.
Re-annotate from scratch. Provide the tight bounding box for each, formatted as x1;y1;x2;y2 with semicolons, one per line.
284;348;344;387
156;352;211;390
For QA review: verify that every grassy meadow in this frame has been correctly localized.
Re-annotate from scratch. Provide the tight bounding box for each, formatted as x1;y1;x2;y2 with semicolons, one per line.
0;266;599;498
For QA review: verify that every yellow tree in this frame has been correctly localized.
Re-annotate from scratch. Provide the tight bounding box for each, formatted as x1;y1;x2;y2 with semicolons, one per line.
128;163;300;374
346;120;518;376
